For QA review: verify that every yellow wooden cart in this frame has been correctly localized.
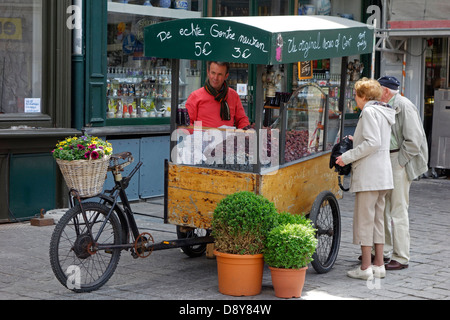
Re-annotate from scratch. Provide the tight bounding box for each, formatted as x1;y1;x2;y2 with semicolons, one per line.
144;15;374;273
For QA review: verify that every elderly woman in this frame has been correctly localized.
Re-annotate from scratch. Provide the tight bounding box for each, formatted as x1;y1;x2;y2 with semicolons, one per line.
336;78;396;280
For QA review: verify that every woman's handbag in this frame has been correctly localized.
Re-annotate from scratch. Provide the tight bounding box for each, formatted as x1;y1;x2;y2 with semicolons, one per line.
329;136;353;191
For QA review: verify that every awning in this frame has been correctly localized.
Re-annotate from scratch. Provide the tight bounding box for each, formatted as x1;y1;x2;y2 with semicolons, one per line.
144;15;374;65
385;20;450;37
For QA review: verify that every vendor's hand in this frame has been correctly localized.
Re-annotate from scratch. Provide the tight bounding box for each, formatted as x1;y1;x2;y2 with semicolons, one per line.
335;156;345;167
242;125;256;131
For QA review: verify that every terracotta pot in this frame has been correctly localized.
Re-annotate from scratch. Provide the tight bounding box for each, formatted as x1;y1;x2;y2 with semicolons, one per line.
214;250;264;296
269;266;308;298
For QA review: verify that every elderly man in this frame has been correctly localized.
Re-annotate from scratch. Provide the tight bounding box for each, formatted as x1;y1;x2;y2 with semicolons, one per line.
378;76;428;270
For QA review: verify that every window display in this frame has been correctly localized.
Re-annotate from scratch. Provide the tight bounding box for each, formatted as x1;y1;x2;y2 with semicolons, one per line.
0;0;42;115
296;59;359;116
106;0;202;121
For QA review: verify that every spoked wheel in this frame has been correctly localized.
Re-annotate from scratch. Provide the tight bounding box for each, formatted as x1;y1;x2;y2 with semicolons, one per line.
49;202;122;292
176;226;211;258
309;191;341;274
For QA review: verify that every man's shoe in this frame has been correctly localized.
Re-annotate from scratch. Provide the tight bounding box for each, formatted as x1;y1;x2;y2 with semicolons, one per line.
347;266;374;280
385;259;408;270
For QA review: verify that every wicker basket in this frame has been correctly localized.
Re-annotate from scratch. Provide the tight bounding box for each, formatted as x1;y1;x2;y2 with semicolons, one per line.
56;155;111;197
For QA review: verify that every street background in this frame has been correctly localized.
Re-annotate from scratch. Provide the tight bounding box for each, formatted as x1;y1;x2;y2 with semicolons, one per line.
0;176;449;303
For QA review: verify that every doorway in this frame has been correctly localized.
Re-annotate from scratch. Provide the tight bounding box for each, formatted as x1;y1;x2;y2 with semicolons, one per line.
424;38;449;177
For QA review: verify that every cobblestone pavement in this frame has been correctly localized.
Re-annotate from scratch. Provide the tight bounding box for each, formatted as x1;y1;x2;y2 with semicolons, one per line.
0;177;449;302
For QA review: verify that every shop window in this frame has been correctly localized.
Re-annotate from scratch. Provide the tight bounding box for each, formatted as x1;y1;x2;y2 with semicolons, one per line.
215;0;250;16
106;0;203;124
215;0;290;17
0;0;42;115
256;0;289;16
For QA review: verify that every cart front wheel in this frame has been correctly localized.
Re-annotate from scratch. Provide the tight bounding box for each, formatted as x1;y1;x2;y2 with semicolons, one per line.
309;191;341;274
176;226;211;258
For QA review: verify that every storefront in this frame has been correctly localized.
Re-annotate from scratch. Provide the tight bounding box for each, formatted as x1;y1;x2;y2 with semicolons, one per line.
376;0;450;176
0;0;75;222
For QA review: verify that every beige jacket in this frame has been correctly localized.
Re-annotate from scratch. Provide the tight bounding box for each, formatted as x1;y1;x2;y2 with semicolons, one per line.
341;101;396;193
390;93;428;181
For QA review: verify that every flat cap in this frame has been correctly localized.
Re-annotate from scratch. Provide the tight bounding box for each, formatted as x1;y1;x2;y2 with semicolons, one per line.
378;76;401;90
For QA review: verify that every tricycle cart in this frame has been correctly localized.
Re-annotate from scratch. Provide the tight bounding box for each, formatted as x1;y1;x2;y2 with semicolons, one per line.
49;15;374;292
151;15;373;272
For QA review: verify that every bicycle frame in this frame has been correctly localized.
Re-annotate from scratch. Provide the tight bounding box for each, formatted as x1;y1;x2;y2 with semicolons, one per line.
68;154;214;255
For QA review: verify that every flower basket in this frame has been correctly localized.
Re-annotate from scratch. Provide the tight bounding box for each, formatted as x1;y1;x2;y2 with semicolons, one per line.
52;135;113;198
56;156;111;198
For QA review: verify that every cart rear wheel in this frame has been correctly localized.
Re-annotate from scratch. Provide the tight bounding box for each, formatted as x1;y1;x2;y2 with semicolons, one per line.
309;191;341;274
176;226;211;258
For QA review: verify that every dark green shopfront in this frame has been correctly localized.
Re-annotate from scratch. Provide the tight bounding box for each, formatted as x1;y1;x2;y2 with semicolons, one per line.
0;0;375;222
0;0;176;222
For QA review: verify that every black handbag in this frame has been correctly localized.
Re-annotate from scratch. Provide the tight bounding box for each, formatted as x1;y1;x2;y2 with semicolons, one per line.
329;136;353;191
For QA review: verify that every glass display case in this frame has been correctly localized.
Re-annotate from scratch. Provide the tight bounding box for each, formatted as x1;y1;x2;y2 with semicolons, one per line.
106;0;202;123
280;84;339;164
172;83;339;172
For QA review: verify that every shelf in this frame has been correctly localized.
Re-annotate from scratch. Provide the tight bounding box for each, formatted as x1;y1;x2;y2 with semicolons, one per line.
106;117;170;126
108;2;202;19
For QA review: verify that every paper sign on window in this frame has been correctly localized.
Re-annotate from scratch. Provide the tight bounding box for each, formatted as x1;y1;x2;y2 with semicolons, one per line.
24;98;41;113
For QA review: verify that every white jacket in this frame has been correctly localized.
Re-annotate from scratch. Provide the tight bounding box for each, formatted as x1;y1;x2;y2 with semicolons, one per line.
341;101;396;193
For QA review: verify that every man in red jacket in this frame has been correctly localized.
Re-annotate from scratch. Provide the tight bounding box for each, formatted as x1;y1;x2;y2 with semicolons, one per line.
185;61;250;129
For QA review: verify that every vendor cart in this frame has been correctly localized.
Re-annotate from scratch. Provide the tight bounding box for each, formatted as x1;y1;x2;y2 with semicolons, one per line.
144;15;374;273
49;15;374;292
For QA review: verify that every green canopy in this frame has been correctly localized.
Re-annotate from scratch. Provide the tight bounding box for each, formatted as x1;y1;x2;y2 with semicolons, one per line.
144;15;374;65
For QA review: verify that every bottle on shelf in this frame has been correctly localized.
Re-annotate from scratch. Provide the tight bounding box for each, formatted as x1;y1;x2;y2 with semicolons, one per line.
107;66;174;118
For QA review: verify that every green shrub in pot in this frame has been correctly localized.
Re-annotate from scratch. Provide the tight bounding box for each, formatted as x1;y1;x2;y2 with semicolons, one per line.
264;214;317;269
276;211;312;228
212;191;278;255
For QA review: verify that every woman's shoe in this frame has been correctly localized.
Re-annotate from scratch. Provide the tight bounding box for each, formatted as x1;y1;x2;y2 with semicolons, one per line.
347;266;373;280
371;265;386;278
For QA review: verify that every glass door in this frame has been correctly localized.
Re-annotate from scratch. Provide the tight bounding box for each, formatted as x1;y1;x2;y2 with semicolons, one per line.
424;38;448;149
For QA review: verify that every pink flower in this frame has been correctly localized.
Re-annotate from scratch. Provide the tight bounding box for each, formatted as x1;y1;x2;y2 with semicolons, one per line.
84;151;91;159
90;151;99;160
77;144;85;150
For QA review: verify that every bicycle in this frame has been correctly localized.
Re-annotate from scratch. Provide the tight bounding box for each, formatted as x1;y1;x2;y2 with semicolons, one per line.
49;152;213;293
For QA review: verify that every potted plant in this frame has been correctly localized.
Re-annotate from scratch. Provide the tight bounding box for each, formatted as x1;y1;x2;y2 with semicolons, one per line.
52;135;113;197
264;212;317;299
211;191;278;296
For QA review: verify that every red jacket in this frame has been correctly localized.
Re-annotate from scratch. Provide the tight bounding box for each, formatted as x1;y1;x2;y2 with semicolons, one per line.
185;87;250;129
